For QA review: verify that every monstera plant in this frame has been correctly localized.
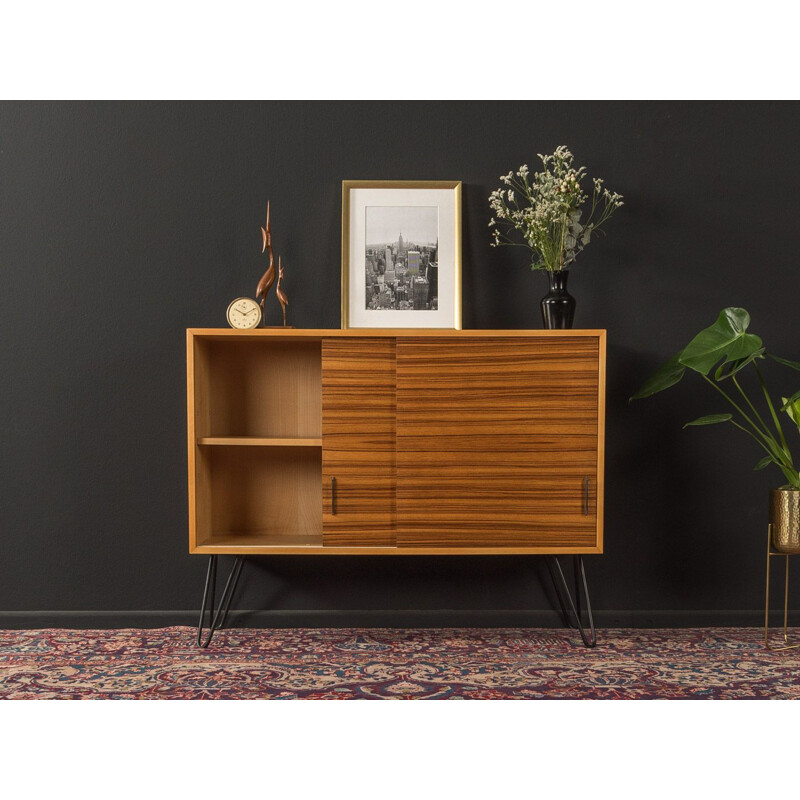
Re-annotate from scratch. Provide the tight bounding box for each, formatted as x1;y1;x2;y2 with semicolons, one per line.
631;307;800;554
631;307;800;490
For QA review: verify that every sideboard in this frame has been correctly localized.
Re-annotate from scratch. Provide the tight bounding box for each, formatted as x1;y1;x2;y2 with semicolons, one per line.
187;328;606;645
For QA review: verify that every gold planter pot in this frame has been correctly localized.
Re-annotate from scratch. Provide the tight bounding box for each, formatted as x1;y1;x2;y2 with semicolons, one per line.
770;488;800;554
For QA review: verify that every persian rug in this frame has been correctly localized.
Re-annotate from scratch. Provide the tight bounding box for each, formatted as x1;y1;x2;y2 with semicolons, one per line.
1;626;798;699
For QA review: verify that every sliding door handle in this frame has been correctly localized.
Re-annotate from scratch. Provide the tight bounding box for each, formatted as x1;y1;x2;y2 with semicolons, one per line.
583;477;590;516
331;476;337;515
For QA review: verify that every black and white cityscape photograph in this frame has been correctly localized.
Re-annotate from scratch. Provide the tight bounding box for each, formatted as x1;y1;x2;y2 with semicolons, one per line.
364;206;439;311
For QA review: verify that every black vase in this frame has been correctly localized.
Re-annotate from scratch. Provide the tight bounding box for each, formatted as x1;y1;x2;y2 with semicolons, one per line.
540;269;575;329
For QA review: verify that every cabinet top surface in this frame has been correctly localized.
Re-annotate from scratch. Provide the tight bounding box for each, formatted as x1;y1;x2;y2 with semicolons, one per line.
188;328;606;339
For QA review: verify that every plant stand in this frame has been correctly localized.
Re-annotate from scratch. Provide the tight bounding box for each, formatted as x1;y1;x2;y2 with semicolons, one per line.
764;524;799;651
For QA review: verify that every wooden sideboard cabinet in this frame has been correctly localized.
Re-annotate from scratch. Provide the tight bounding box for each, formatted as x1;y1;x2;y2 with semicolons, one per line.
187;329;605;556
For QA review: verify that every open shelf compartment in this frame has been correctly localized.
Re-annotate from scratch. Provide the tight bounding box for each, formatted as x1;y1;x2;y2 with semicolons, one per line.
193;337;322;439
193;445;322;550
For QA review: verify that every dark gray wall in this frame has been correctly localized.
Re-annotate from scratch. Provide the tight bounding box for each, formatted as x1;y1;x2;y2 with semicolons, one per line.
2;101;798;627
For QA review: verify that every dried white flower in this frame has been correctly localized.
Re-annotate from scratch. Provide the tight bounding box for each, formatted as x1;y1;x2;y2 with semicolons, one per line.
488;146;623;271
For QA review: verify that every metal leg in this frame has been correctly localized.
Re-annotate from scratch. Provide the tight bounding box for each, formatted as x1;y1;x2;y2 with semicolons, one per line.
764;524;798;651
547;555;597;648
574;556;583;623
197;555;245;648
544;557;570;627
197;554;596;647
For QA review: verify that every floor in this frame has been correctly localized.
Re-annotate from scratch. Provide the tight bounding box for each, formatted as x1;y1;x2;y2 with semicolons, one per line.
1;626;798;699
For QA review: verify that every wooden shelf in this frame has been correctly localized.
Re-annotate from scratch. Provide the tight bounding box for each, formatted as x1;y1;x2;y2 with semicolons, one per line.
198;437;322;447
202;531;324;548
194;531;602;556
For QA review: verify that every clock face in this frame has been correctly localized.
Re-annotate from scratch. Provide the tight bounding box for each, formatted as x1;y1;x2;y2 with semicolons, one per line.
226;297;262;329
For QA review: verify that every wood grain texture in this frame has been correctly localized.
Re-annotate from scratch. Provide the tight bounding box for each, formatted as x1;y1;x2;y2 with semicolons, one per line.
187;332;201;550
193;541;602;555
396;337;599;548
197;437;322;447
205;339;321;438
188;332;323;553
186;328;606;340
205;446;322;545
595;330;606;552
322;338;396;546
188;329;605;555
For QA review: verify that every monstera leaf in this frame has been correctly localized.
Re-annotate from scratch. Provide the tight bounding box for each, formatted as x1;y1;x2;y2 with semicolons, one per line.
678;308;763;376
630;352;686;400
683;413;733;428
630;307;800;490
714;348;765;381
631;308;765;400
783;392;800;433
771;355;800;372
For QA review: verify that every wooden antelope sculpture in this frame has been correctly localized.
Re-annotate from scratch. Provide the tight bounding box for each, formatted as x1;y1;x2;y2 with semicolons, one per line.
255;201;276;322
276;255;289;327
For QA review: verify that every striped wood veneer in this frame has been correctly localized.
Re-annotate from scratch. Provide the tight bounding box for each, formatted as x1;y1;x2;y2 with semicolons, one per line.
395;337;599;547
322;338;397;546
188;329;605;554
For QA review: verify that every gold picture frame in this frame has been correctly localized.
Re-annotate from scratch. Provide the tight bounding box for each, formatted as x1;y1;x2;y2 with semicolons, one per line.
341;180;462;329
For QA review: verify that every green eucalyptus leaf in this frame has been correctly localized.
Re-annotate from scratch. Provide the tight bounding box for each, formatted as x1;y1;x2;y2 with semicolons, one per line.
683;413;733;427
630;353;686;400
754;455;774;470
678;308;763;376
713;348;766;380
770;355;800;372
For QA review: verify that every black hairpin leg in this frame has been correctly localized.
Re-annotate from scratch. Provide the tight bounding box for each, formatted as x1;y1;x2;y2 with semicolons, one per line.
197;555;245;648
545;557;570;627
547;555;597;648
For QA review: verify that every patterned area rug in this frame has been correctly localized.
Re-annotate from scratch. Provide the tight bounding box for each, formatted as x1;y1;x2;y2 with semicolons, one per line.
1;626;798;699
